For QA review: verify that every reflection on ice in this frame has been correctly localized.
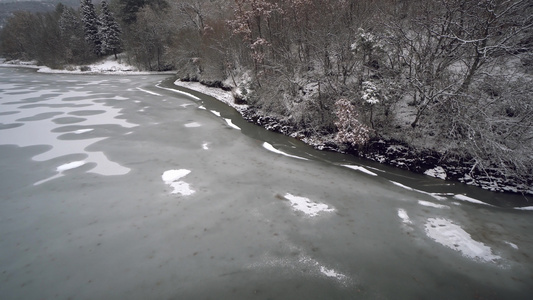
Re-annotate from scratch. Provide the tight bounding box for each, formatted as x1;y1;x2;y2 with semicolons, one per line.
162;169;195;196
425;218;500;262
283;193;334;217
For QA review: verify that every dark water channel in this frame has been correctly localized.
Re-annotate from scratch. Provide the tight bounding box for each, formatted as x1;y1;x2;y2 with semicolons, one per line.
0;67;532;299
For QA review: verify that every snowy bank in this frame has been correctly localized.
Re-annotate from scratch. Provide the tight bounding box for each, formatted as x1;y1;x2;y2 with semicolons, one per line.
0;56;174;75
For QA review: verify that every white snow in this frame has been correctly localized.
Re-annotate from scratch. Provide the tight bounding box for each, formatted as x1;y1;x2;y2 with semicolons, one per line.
184;122;202;128
342;164;378;176
224;118;241;130
136;87;161;96
425;218;500;262
210;110;221;117
390;180;414;191
202;142;209;150
389;180;454;201
156;83;201;100
162;169;195;196
397;208;412;224
73;128;94;134
418;200;449;209
424;166;447;180
173;80;248;113
57;161;86;172
283;193;334;217
515;206;533;211
262;142;308;160
504;241;519;250
320;266;348;281
453;194;492;206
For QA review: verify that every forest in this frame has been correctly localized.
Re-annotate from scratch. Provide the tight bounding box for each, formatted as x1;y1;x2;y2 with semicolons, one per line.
1;0;532;193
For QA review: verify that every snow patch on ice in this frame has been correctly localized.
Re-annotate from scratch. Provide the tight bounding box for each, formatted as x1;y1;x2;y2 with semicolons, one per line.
342;164;378;176
504;241;518;250
397;208;412;224
389;180;454;201
57;161;86;172
162;169;195;196
320;266;348;281
263;142;308;160
210;110;221;117
424;166;447;179
418;200;449;209
202;142;209;150
514;206;533;211
224;118;241;130
453;194;492;206
425;218;500;263
73;128;94;134
184;122;202;128
283;193;334;217
155;83;201;100
136;87;161;96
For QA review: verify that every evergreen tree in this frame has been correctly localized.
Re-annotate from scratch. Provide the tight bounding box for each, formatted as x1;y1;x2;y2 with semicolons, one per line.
99;0;121;58
80;0;101;56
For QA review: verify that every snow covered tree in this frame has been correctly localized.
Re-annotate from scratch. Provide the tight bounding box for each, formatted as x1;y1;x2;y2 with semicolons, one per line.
334;98;371;148
80;0;102;56
99;0;121;58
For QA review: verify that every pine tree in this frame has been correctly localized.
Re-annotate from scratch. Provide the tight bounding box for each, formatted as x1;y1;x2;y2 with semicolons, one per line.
99;0;121;58
80;0;101;56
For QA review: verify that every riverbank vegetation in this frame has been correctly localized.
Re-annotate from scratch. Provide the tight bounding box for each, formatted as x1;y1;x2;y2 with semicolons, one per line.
1;0;532;193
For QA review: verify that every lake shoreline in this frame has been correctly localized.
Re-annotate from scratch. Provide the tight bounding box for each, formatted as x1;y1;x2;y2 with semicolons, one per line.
173;78;533;198
2;58;530;197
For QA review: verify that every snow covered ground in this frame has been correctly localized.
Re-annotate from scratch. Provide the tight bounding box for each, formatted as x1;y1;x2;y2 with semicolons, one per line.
0;56;174;75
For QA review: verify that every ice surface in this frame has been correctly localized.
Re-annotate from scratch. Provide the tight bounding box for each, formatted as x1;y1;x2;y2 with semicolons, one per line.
425;218;500;262
283;193;334;217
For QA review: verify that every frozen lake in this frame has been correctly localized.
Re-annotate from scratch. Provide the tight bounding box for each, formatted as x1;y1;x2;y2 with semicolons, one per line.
1;67;532;299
